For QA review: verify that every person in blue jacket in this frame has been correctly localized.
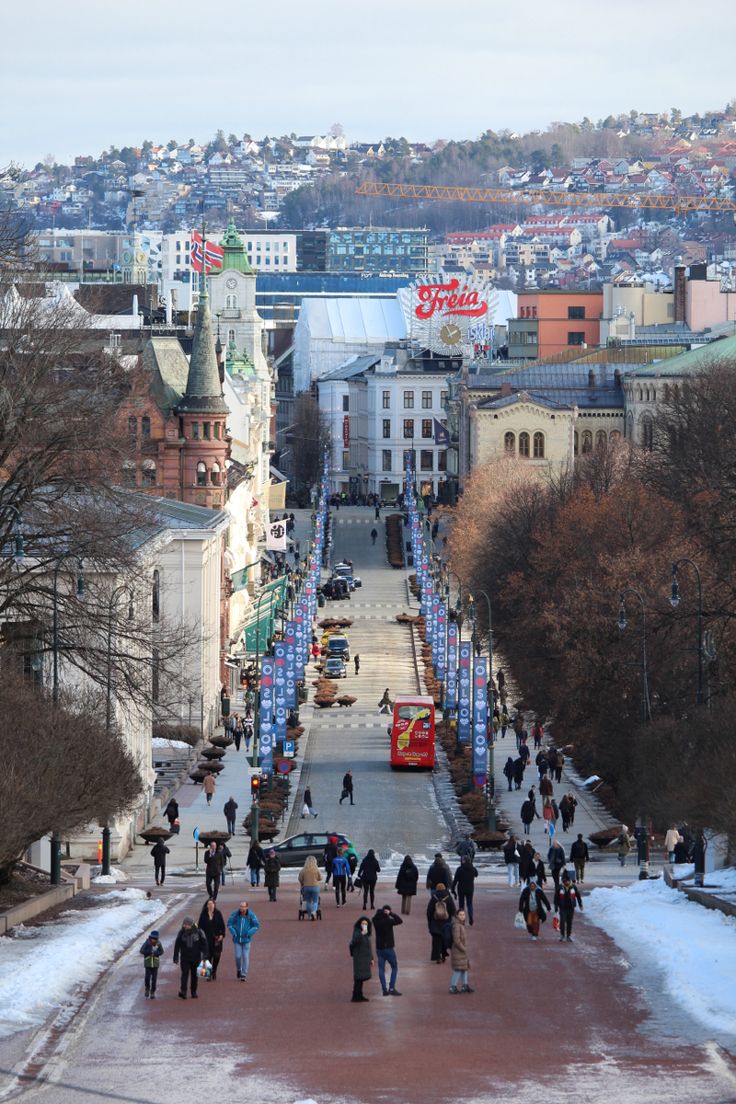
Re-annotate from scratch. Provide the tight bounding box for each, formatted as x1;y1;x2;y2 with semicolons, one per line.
331;850;351;907
139;930;164;999
227;900;261;981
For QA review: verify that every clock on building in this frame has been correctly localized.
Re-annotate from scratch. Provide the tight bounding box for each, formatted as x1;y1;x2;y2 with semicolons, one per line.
225;277;237;289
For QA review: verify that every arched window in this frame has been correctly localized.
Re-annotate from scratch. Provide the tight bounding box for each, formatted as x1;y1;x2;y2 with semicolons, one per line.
226;294;238;309
214;422;221;439
673;384;680;400
641;415;653;451
142;459;156;486
152;648;160;704
152;569;160;623
581;430;593;454
228;328;236;343
141;415;151;439
211;462;221;485
519;431;530;458
573;430;579;456
533;431;545;458
595;430;607;450
122;461;136;486
610;430;622;444
626;412;634;439
196;461;207;486
504;431;516;454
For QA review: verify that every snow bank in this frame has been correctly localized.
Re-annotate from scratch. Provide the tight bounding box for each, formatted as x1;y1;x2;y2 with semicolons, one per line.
91;865;128;885
152;737;191;750
586;877;736;1036
0;888;165;1038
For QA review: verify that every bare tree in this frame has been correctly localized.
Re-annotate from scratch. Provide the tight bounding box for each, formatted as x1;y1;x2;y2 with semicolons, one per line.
285;393;331;502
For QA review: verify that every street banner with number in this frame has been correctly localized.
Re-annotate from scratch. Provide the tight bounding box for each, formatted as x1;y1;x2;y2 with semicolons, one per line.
273;640;288;745
473;655;488;782
458;641;472;744
284;624;297;708
446;622;458;709
259;657;275;774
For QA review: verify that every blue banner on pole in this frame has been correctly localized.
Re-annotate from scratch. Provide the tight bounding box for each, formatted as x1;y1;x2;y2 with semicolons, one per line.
446;622;458;709
259;657;275;774
458;642;472;744
284;625;297;709
473;655;488;783
436;602;447;682
273;641;288;745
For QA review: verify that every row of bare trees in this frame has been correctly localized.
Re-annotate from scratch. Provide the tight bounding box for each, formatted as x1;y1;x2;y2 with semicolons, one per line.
447;360;736;849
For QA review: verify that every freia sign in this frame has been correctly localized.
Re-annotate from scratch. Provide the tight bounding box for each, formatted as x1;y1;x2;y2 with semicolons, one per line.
414;279;489;320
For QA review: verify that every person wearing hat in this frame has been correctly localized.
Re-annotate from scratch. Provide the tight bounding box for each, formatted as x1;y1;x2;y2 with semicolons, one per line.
173;917;208;999
372;904;403;996
139;930;164;999
518;876;551;940
554;872;583;942
425;852;452;897
264;848;281;902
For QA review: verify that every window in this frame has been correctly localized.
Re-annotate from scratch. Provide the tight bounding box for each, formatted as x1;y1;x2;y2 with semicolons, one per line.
595;430;607;450
641;416;653;451
533;432;545;459
422;390;432;409
142;459;156;486
152;569;160;623
581;430;593;454
196;461;207;486
403;390;414;409
574;430;579;456
567;331;585;346
211;462;221;485
203;422;211;440
382;390;390;409
382;449;392;472
342;395;349;412
152;648;160;704
440;390;448;407
610;430;622;443
504;431;516;454
122;461;136;486
403;419;414;439
567;305;585;319
128;415;137;440
226;294;238;309
214;422;220;439
382;418;391;439
420;449;433;471
422;419;432;439
438;450;447;471
342;450;350;468
192;422;200;439
228;328;235;343
141;415;151;439
519;432;530;458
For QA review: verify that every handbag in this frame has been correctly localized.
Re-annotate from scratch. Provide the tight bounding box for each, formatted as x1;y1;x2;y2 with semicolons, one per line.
197;959;212;978
341;787;349;799
552;915;560;931
513;911;526;931
353;875;363;890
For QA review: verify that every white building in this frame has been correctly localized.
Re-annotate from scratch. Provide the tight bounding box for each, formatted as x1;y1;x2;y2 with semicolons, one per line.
292;296;406;394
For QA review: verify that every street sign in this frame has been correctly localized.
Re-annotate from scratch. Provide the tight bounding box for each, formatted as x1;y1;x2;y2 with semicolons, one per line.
193;827;199;841
474;773;487;788
276;758;294;774
283;740;295;758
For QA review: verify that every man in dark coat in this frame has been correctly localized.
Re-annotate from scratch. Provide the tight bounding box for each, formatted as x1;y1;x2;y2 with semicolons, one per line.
570;833;589;882
426;852;452;895
173;917;208;998
373;904;403;996
503;756;515;791
503;835;520;888
548;840;567;890
452;856;479;925
339;769;354;806
554;872;583;941
536;750;548;781
151;839;169;886
518;877;551;939
512;757;525;790
224;797;238;835
204;842;221;900
518;840;535;884
427;884;456;962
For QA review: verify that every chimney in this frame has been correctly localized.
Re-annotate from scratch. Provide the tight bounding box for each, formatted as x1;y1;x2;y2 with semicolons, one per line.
674;264;687;323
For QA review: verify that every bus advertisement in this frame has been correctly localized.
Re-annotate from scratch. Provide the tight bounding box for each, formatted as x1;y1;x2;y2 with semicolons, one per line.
390;695;436;769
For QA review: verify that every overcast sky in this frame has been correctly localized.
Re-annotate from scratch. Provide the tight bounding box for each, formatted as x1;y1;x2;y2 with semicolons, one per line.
2;0;735;167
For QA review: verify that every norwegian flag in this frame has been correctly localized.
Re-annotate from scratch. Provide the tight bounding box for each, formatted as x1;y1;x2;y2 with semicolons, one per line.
191;230;224;273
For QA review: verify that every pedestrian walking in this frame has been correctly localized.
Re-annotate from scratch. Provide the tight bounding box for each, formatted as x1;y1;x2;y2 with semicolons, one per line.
664;824;680;863
540;774;554;802
139;930;164;999
448;909;474;993
536;750;548;781
520;799;536;836
518;877;551;940
542;798;555;835
204;841;221;900
227;901;260;981
163;798;179;831
519;742;530;767
357;848;381;911
373;904;403;996
532;852;547;887
570;834;589;882
395;854;419;915
323;834;339;885
554;748;565;783
378;689;392;714
298;855;323;919
264;849;281;901
302;786;319;819
518;840;535;884
243;720;253;752
426;852;452;896
349;916;374;1002
173;917;208;999
427;884;456;962
496;668;505;693
452;855;478;925
555;872;583;941
503;835;520;888
150;839;169;886
512;757;525;790
353;654;360;675
370;527;378;545
217;841;232;886
500;709;510;738
339;769;354;806
455;836;476;863
548;839;567;890
617;829;633;868
224;796;238;835
246;841;265;887
198;898;226;980
503;756;515;791
233;717;242;752
332;849;351;907
203;772;216;805
532;720;543;749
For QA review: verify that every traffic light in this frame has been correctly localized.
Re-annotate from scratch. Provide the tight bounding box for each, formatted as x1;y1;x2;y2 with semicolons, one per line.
250;775;261;799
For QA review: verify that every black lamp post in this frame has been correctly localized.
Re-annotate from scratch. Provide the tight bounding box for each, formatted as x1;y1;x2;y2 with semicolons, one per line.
670;559;703;707
617;587;651;878
468;588;496;830
4;505;25;565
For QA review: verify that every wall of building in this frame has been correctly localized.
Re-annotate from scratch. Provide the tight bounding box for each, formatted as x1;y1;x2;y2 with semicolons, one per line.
686;279;736;330
516;291;603;358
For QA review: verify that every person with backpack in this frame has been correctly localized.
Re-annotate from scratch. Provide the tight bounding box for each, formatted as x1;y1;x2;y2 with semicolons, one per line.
548;839;567;890
395;854;419;915
426;852;452;896
452;855;479;925
554;872;583;942
503;835;520;888
427;883;456;962
357;848;381;911
150;838;169;886
139;929;164;999
455;836;476;863
570;834;589;882
532;720;544;749
518;876;551;940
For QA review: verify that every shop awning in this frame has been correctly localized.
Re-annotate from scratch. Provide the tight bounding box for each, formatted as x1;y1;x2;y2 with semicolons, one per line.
241;576;288;654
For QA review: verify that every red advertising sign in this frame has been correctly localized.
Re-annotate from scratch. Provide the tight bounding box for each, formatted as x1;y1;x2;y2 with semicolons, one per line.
415;279;488;320
342;415;350;446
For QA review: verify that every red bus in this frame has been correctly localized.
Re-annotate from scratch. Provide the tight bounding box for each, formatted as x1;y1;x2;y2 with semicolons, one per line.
390;695;435;769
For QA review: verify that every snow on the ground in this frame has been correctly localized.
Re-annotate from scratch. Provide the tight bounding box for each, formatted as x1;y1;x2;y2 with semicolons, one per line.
152;737;192;750
0;888;164;1038
586;876;736;1037
91;865;128;884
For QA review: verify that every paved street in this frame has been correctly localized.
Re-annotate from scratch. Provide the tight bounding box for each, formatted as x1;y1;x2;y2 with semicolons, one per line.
4;505;736;1104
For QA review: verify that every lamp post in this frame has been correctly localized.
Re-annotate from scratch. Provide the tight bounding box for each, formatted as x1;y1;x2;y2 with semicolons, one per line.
102;584;134;876
50;555;85;884
468;588;496;830
617;587;651;878
3;504;25;566
670;559;704;707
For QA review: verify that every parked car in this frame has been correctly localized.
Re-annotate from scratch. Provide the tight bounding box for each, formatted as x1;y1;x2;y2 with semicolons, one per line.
333;562;362;589
321;577;350;601
268;831;358;867
326;634;350;662
324;656;347;679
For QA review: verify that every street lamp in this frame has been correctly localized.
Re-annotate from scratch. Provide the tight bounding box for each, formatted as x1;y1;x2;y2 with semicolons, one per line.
3;504;25;565
670;559;704;707
467;588;496;830
617;587;651;878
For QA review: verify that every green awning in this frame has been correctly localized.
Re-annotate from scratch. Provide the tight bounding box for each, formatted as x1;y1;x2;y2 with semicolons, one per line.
241;577;289;654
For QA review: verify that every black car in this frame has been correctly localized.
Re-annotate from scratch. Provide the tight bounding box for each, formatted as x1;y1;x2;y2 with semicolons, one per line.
268;831;357;867
322;577;350;601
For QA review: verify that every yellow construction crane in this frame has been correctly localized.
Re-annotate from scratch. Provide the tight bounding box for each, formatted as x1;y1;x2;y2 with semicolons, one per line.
355;179;736;216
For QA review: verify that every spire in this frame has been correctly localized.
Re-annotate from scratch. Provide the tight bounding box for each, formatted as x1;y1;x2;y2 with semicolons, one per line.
179;223;228;414
219;219;253;274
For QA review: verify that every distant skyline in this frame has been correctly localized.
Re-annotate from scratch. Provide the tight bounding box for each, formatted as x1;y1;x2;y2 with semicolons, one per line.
2;0;735;168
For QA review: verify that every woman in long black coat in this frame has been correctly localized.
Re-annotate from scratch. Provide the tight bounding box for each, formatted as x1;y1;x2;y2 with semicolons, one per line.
198;898;226;980
395;855;419;915
164;798;179;830
349;916;373;1002
357;848;381;911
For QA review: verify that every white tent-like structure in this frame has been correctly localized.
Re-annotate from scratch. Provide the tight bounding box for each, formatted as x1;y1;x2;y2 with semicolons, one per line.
292;296;406;393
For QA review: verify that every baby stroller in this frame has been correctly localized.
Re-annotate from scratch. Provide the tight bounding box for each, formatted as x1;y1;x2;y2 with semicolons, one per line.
298;888;322;921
